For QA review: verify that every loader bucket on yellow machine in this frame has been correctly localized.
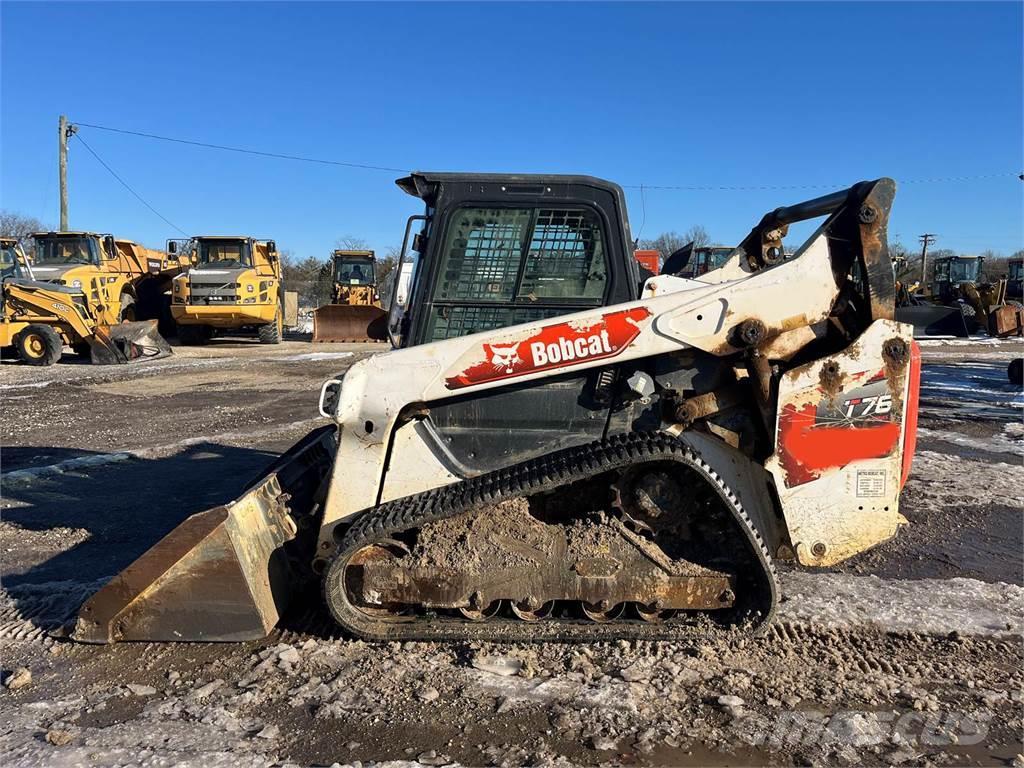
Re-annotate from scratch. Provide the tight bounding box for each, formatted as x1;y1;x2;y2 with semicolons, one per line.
312;304;389;343
73;425;337;643
90;320;173;365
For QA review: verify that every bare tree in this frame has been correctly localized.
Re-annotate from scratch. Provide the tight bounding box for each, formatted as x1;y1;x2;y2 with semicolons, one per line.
980;249;1009;282
335;235;370;251
639;227;712;264
682;225;710;250
638;232;686;263
0;210;46;240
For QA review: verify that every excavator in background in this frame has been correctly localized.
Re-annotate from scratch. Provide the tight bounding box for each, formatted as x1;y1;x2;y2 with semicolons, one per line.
169;236;298;345
1;237;171;366
74;173;919;644
27;230;191;335
897;253;1022;337
312;250;389;343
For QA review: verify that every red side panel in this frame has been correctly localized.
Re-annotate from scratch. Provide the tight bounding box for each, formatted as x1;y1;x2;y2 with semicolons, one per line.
778;402;902;488
900;341;921;488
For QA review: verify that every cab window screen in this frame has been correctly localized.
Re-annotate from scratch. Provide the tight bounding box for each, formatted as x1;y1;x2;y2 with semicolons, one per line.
519;209;606;300
436;208;530;301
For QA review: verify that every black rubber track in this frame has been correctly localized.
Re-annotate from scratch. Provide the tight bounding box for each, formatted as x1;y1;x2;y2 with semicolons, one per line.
323;431;778;642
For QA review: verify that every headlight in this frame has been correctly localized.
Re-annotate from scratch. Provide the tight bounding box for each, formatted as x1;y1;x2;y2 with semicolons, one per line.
247;284;254;293
173;283;180;293
71;279;82;288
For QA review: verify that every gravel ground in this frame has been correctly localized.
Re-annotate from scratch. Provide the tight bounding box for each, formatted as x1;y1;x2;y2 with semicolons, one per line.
1;336;1022;767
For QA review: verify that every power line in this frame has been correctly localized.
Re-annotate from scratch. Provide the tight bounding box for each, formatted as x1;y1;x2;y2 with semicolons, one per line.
620;172;1021;192
71;119;1021;192
72;121;409;174
73;133;187;235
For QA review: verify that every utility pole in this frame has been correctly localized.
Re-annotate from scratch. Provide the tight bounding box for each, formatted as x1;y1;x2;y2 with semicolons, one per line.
918;233;936;286
58;115;77;231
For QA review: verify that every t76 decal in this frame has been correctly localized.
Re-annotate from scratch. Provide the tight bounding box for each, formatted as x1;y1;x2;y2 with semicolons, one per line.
444;307;651;390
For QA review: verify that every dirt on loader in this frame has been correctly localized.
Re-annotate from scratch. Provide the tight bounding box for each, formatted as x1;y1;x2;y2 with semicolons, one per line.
1;337;1022;767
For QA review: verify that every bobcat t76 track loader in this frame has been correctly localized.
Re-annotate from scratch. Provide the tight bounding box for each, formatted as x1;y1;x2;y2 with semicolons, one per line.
74;173;920;643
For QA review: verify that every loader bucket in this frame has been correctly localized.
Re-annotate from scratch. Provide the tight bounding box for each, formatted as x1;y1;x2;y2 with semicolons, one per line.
895;305;970;338
312;304;389;343
72;425;337;643
90;320;173;365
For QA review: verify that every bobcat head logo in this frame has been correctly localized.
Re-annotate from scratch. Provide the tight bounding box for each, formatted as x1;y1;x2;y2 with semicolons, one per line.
487;343;522;374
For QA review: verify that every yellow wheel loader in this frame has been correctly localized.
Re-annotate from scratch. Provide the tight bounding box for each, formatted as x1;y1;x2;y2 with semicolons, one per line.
74;173;920;644
312;250;389;343
169;236;297;345
1;237;172;366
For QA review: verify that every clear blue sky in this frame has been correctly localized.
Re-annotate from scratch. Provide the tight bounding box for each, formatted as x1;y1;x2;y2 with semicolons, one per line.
2;2;1021;258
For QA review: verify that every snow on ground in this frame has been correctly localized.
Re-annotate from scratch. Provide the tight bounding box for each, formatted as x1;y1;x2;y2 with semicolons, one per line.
919;359;1023;418
273;351;353;362
918;422;1024;457
779;572;1022;637
1;418;321;486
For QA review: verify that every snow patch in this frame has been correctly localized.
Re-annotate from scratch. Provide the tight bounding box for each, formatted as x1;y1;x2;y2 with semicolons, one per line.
2;452;133;484
780;571;1023;637
274;351;353;362
1;418;322;486
917;422;1024;457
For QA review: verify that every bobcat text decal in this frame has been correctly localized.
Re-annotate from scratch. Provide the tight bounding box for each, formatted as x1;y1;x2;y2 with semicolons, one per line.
444;307;651;390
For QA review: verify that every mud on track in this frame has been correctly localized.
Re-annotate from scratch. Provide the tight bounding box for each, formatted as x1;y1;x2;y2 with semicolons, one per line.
1;337;1022;767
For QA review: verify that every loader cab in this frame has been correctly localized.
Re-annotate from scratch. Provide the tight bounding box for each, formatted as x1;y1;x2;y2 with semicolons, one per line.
31;232;102;268
388;172;639;349
0;239;31;281
1008;257;1023;300
333;251;376;287
932;255;982;302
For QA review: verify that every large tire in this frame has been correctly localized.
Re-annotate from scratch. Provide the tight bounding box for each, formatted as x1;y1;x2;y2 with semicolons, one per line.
16;324;63;366
118;293;137;323
958;302;979;335
258;304;283;345
178;324;212;346
1009;358;1023;387
157;295;177;339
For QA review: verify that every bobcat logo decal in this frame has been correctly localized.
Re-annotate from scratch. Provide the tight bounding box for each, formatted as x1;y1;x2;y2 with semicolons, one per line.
487;343;523;374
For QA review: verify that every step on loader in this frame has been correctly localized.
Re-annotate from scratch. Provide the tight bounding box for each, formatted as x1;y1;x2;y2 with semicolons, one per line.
73;173;920;643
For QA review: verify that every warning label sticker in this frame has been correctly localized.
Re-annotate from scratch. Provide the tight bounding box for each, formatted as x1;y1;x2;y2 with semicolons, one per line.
856;469;886;498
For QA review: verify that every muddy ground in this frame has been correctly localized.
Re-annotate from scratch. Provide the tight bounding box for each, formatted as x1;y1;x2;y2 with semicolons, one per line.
1;335;1022;767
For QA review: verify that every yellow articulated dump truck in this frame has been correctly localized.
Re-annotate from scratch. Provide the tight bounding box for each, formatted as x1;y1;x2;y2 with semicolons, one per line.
312;249;389;342
27;231;192;333
169;236;298;345
1;237;171;366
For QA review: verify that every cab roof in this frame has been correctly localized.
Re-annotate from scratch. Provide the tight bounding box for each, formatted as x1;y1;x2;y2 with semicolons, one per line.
395;171;627;208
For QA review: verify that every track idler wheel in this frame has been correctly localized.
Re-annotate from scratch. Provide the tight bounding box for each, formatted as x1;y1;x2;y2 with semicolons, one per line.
459;599;502;622
510;599;555;622
343;542;413;621
581;601;625;622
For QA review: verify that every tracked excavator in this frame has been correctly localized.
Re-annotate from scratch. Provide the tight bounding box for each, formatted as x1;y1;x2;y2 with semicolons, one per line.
74;173;920;644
